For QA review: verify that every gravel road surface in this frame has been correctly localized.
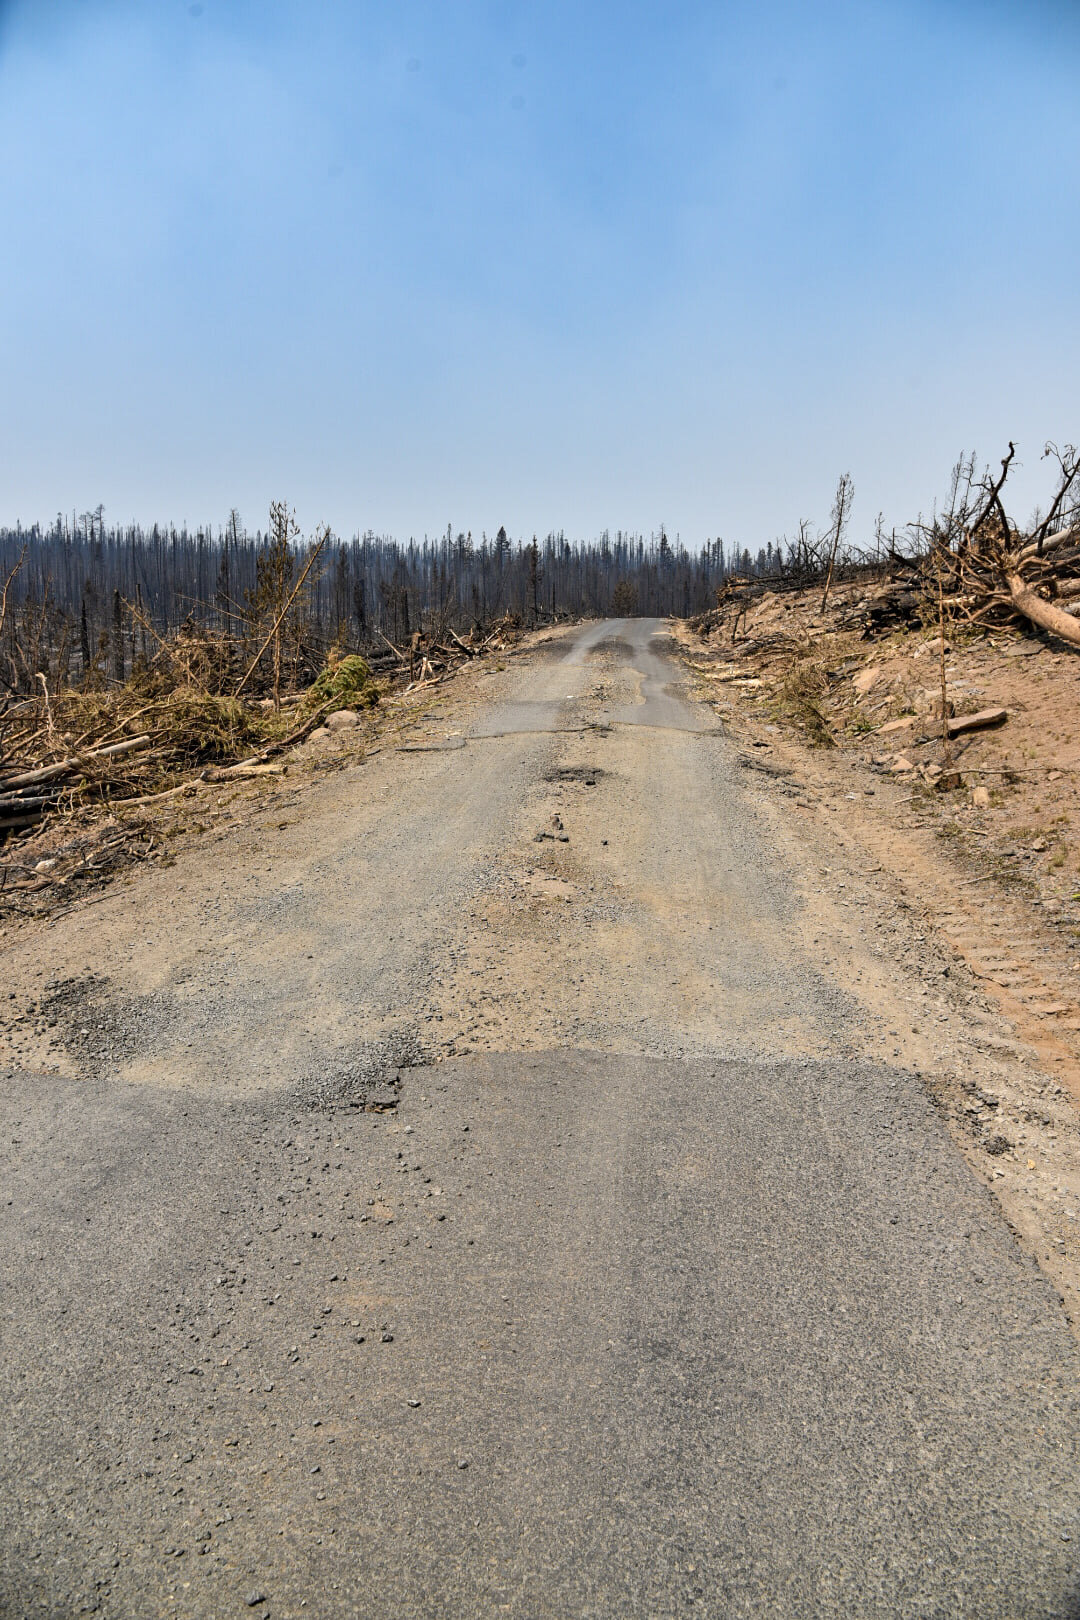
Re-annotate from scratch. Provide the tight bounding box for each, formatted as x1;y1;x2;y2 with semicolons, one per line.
2;619;1079;1618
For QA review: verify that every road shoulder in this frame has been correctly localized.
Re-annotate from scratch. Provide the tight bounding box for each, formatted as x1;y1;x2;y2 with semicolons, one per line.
672;616;1080;1335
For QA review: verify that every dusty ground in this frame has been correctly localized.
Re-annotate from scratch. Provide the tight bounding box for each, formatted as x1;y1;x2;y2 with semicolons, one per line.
2;617;1080;1615
4;609;1080;1336
675;590;1080;1332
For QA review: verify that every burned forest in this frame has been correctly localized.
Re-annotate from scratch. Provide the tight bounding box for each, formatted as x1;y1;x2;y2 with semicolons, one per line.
0;512;743;701
1;443;1079;858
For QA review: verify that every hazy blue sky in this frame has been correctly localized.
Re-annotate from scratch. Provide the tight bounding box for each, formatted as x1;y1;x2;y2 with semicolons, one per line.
1;0;1078;547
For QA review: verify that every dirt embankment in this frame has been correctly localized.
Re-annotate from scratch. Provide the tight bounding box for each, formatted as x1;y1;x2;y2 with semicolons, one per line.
676;585;1080;1327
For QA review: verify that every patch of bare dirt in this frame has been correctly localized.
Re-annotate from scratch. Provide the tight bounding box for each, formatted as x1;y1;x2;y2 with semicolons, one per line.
675;587;1080;1330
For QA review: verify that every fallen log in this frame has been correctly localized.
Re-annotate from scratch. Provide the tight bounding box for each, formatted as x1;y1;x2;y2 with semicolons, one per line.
114;779;202;808
374;628;409;663
946;707;1008;738
0;794;56;812
1005;575;1080;650
0;734;151;791
204;763;287;781
1016;521;1080;567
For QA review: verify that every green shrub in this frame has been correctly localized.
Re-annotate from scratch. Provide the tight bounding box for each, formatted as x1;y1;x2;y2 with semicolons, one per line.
305;654;378;711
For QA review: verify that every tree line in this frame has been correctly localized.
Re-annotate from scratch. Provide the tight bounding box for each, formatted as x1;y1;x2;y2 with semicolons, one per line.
0;507;786;692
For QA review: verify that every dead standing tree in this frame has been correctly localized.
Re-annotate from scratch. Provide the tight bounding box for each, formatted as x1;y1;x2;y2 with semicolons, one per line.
257;501;298;709
820;473;854;614
0;548;26;694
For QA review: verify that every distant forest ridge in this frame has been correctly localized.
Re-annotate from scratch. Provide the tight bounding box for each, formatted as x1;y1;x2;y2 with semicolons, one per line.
0;511;789;646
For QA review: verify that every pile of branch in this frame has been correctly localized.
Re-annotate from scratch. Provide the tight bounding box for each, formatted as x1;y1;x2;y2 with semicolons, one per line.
0;819;159;914
842;444;1080;650
0;688;334;837
838;568;926;633
686;577;791;640
374;612;523;692
936;444;1080;649
0;733;153;832
0;604;525;843
693;444;1080;654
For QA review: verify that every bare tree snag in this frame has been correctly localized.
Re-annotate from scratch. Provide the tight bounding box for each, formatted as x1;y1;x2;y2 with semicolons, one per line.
936;554;951;759
0;548;26;651
820;473;854;615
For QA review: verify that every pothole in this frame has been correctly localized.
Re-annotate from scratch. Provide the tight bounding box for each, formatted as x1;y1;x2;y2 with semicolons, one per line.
542;765;610;784
40;972;166;1077
296;1029;434;1112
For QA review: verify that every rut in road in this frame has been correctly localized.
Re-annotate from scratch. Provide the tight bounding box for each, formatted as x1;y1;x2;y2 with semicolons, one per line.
2;619;1079;1619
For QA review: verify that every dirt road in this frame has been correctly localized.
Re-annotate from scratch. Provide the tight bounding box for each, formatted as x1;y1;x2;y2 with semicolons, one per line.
2;619;1079;1617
